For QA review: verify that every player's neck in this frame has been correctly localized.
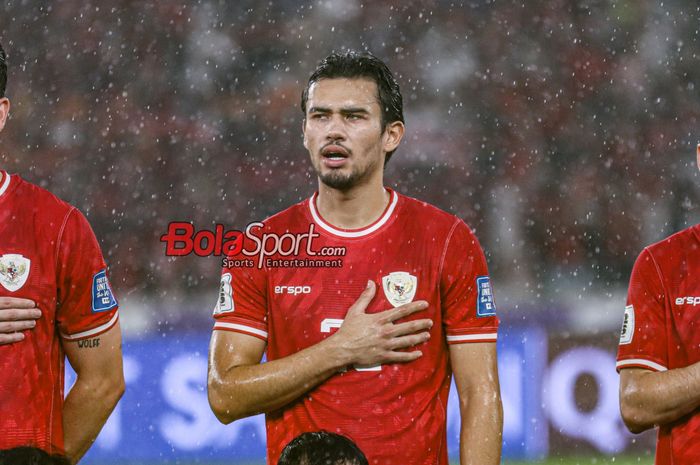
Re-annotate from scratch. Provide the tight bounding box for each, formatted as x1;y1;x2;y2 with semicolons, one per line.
315;181;390;230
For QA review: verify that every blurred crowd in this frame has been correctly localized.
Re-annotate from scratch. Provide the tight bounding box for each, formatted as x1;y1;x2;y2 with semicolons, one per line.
0;1;698;314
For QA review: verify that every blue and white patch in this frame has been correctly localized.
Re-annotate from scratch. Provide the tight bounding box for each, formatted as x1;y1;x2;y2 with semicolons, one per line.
92;269;118;313
476;276;496;317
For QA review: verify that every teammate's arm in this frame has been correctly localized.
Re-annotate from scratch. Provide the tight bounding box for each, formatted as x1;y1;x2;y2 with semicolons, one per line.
620;364;700;433
615;245;700;433
0;297;41;344
208;281;432;423
451;342;502;465
62;322;125;464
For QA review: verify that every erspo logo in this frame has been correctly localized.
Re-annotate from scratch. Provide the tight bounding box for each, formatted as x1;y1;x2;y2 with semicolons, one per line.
274;285;312;295
676;296;700;306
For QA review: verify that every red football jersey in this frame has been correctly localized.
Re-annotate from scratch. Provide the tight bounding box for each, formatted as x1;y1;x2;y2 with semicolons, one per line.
213;188;499;465
0;171;119;454
616;225;700;464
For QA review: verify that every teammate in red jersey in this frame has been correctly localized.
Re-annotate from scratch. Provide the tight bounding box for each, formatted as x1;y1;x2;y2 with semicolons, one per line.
208;51;502;465
0;42;124;463
616;146;700;464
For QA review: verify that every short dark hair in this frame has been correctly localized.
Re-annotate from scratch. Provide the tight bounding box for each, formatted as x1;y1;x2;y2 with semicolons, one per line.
278;431;368;465
0;446;71;465
0;41;6;98
301;50;404;163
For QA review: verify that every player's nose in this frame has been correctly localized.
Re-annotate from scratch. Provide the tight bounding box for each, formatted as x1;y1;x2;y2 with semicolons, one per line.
325;115;346;141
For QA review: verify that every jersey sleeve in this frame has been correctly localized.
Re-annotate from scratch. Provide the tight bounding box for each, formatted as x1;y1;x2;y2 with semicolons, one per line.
212;257;268;342
616;248;668;372
56;208;119;341
440;219;499;344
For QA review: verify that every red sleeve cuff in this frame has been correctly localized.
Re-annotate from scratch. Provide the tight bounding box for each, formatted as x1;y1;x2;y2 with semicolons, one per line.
616;357;667;373
445;327;498;344
60;311;119;341
213;318;268;341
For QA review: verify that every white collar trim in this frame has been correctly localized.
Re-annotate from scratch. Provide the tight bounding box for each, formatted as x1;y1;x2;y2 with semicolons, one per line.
309;189;398;238
0;172;10;197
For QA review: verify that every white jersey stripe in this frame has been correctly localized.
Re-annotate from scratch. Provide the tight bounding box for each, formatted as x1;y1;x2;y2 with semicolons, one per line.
0;171;11;197
214;322;268;339
446;333;498;342
616;358;667;372
309;190;398;238
61;311;119;340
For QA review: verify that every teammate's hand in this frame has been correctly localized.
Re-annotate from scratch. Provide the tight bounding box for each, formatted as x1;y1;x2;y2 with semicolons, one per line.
331;280;432;367
0;297;40;345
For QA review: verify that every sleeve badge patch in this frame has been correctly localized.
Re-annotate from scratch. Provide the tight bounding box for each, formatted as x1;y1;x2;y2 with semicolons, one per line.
213;273;234;315
619;305;634;345
476;276;497;317
92;269;118;313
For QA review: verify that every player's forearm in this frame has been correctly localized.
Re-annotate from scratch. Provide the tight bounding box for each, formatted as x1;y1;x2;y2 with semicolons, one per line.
459;387;503;465
63;374;124;464
620;363;700;432
208;336;350;423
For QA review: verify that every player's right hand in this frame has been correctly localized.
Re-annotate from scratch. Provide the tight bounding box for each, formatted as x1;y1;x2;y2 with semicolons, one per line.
332;280;432;367
0;297;40;345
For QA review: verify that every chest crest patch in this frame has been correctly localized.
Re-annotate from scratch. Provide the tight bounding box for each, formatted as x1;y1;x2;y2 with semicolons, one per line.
0;254;31;292
382;271;417;307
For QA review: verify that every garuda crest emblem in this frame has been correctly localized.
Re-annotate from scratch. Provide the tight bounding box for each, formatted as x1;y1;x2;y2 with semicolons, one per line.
382;271;417;308
0;254;31;292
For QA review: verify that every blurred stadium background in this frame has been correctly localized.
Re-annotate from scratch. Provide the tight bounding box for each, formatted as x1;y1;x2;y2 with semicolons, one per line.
2;0;699;463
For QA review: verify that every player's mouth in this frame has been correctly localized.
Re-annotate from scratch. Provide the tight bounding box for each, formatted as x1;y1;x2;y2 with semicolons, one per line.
321;145;350;168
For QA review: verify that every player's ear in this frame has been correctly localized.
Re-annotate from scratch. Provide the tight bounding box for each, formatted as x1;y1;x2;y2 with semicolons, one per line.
0;98;10;133
382;121;404;154
302;117;309;150
696;144;700;172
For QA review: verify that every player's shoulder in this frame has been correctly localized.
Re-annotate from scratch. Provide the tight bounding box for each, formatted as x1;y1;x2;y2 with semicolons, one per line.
644;225;700;258
396;191;475;236
12;174;77;219
635;225;700;276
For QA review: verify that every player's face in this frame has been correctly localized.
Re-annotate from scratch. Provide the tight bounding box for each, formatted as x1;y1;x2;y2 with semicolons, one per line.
303;78;387;191
0;97;9;133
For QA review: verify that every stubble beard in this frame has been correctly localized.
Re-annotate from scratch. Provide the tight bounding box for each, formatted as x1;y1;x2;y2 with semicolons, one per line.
317;157;379;191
